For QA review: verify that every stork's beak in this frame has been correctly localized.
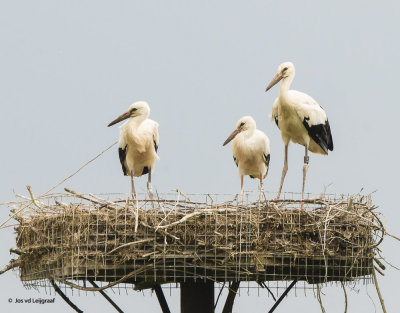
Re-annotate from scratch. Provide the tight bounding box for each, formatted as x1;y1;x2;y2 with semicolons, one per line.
107;110;131;127
265;72;283;92
223;128;240;146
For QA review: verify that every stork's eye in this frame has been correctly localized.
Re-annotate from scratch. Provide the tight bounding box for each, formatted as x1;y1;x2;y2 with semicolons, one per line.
131;108;137;112
283;67;288;72
240;122;245;127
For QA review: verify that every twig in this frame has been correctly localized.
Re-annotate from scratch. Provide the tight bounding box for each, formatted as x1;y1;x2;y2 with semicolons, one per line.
50;280;83;313
374;266;385;276
59;264;154;291
156;208;236;230
9;248;23;255
385;231;400;242
173;189;191;202
64;188;122;209
107;238;153;255
341;282;348;313
26;185;43;210
0;259;20;275
42;141;117;195
374;258;386;271
377;251;400;271
0;202;31;229
316;284;326;313
372;267;387;313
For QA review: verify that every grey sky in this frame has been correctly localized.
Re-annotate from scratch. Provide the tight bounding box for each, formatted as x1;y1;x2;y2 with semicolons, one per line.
1;1;399;312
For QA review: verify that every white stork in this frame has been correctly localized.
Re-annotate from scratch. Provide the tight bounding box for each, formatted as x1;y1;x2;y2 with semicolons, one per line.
265;62;333;204
107;101;159;199
223;116;271;201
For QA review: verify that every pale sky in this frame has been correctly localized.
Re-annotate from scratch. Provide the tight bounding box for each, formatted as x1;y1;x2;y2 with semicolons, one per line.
1;1;399;312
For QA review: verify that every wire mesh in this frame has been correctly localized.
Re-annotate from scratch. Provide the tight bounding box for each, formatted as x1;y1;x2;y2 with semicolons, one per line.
10;190;382;296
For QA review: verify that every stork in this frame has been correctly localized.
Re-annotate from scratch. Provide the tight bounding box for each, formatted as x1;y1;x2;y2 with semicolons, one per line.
223;116;271;202
265;62;333;205
107;101;159;199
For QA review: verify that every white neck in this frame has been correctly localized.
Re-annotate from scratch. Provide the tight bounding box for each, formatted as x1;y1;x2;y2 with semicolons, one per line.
127;115;146;127
279;73;294;98
242;127;255;138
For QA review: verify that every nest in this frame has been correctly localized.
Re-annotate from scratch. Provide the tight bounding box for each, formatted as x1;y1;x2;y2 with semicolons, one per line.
9;189;383;290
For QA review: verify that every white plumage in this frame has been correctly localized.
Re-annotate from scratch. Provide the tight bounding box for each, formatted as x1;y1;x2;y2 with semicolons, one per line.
266;62;333;204
108;101;159;198
223;116;270;201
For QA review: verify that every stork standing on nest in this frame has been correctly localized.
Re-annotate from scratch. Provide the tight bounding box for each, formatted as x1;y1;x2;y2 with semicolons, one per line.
107;101;159;199
223;116;270;202
265;62;333;204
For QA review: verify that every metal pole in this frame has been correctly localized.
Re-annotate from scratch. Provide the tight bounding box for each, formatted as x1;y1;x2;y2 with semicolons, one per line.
88;280;124;313
268;280;297;313
154;285;171;313
50;280;83;313
222;281;240;313
180;280;214;313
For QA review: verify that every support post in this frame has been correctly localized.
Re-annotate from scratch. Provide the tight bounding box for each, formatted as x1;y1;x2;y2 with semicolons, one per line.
154;285;171;313
88;280;124;313
180;280;214;313
50;280;83;313
268;279;297;313
222;281;240;313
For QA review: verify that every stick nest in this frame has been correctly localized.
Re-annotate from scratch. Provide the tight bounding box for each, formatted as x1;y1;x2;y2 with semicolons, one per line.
9;190;384;290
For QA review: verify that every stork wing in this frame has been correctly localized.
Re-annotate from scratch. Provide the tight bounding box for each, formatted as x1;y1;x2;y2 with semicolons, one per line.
291;90;334;154
263;153;270;167
151;120;160;153
118;135;128;176
256;130;271;176
233;155;238;167
269;98;280;129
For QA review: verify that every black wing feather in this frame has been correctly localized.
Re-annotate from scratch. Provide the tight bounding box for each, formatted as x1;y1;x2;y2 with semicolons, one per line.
154;139;158;152
274;116;279;128
118;145;128;176
303;117;334;154
142;166;149;175
233;156;238;167
263;153;270;167
263;153;270;177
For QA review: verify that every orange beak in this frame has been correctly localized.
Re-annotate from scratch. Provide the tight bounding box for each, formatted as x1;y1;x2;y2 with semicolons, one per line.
265;72;283;92
223;128;240;146
107;110;131;127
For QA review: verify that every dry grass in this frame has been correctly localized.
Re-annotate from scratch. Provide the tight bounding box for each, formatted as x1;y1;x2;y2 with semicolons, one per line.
4;189;384;291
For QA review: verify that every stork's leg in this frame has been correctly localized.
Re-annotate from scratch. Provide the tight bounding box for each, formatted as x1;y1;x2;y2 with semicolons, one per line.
240;175;244;203
259;173;265;202
301;145;309;210
130;170;136;200
147;170;154;200
276;143;288;200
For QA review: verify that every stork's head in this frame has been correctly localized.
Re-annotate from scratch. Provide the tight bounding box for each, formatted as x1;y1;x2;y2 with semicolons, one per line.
222;116;256;146
107;101;150;127
265;62;295;92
